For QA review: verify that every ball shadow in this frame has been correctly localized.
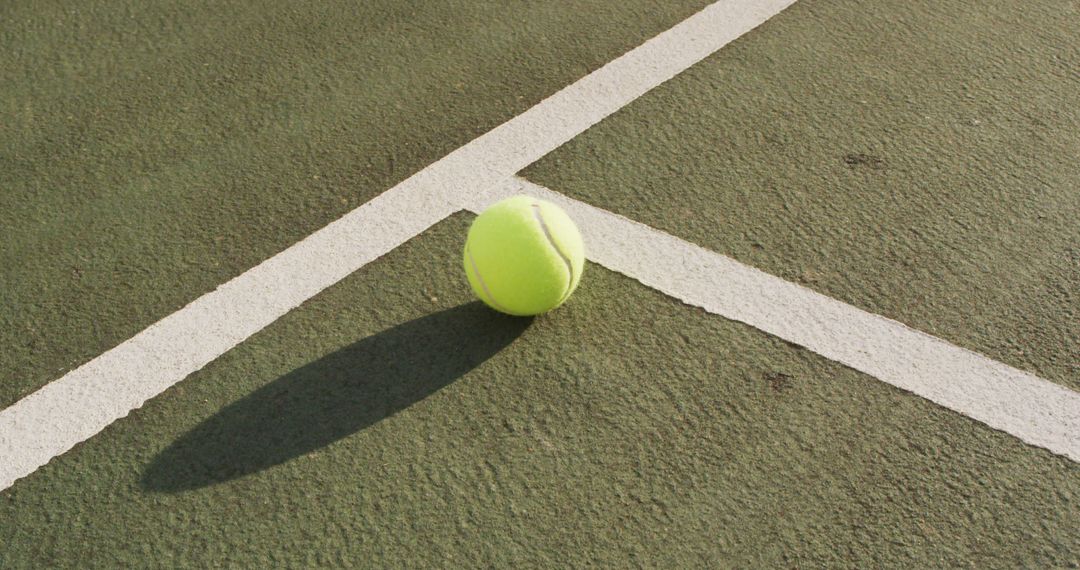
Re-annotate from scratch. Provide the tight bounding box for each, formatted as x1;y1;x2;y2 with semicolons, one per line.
142;302;530;492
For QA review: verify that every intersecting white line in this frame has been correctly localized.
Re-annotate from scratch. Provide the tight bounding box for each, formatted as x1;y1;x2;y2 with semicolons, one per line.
4;0;1078;495
0;0;798;491
474;177;1080;464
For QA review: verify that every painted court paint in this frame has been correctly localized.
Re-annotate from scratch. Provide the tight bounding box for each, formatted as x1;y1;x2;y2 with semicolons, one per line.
0;0;799;491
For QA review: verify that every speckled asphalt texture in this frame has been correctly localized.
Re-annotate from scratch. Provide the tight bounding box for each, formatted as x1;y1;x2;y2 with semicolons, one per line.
2;0;1078;566
2;216;1077;567
524;0;1080;391
0;0;710;409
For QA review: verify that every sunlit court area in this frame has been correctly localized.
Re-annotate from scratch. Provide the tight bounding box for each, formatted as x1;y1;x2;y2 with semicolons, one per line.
2;0;1078;566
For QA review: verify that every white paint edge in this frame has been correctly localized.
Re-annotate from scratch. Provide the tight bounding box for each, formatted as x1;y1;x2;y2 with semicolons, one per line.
0;0;798;491
479;177;1080;463
0;190;458;492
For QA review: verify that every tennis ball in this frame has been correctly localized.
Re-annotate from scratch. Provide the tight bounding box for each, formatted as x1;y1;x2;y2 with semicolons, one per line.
463;195;585;316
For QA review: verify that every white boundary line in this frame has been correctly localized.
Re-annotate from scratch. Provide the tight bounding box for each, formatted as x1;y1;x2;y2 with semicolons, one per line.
475;177;1080;464
5;0;1078;493
0;0;798;491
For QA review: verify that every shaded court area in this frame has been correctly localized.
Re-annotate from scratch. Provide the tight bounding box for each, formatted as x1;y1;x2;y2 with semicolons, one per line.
143;303;530;492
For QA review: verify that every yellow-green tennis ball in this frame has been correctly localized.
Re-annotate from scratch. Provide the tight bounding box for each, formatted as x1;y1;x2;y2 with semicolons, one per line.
464;195;585;316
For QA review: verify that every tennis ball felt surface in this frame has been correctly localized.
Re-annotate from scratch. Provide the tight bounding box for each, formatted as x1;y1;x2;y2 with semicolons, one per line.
464;196;585;316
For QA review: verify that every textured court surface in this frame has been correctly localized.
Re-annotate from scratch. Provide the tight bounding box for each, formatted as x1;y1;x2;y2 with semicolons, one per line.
2;0;1078;566
0;0;712;409
2;217;1077;567
523;0;1080;391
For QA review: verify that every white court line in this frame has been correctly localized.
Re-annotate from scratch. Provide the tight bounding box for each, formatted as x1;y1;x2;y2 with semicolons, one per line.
473;177;1080;463
0;0;798;491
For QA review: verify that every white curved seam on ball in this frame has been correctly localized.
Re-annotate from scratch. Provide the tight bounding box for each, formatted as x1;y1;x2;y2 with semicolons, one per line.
531;204;575;303
467;247;513;314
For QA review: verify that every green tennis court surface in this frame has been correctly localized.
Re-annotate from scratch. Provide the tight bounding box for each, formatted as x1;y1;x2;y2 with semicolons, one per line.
523;0;1080;391
2;0;1078;566
0;0;711;409
3;216;1077;567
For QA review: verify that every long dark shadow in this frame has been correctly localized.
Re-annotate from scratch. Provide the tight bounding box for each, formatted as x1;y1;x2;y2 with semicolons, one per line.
142;302;530;492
